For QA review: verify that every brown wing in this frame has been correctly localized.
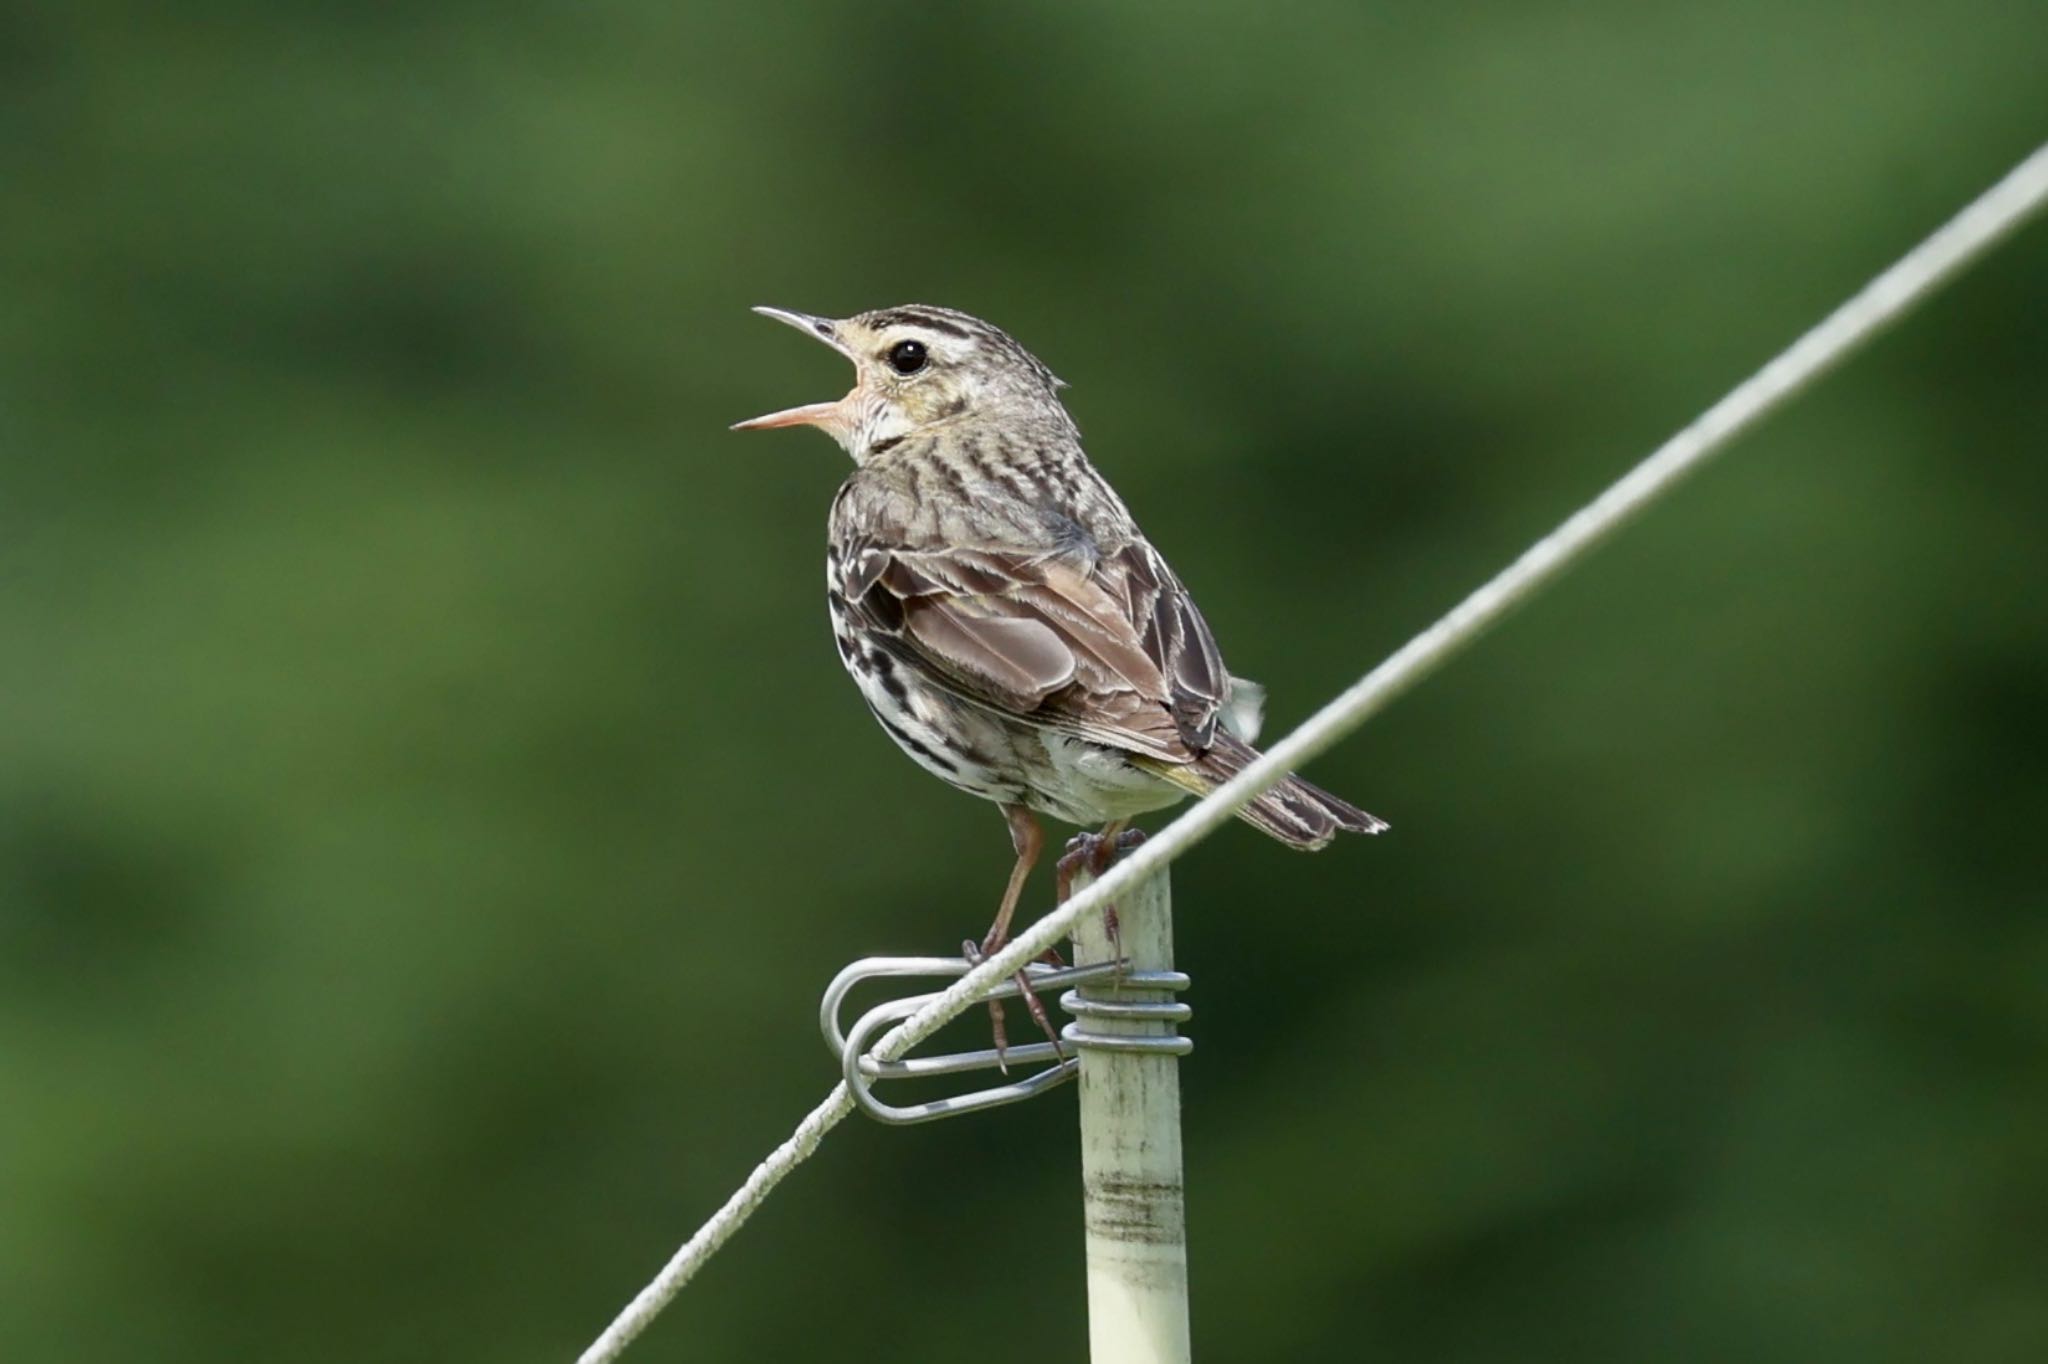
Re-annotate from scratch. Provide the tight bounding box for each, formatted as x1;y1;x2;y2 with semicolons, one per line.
836;535;1229;765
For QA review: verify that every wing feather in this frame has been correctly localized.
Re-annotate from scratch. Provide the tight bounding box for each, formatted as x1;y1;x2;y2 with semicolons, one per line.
834;528;1229;765
901;606;1076;710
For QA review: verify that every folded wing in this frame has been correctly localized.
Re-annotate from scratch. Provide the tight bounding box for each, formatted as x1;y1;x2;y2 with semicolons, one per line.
835;537;1229;766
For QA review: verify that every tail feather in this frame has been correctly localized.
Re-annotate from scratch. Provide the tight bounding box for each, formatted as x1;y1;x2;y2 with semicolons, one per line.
1143;731;1387;850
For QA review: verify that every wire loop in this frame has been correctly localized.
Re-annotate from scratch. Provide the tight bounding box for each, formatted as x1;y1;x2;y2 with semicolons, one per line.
820;955;1194;1123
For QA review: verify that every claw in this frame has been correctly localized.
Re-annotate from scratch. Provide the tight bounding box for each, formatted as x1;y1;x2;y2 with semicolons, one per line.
1105;829;1144;975
1015;970;1065;1061
963;937;1010;1074
966;939;1065;1074
1055;832;1105;901
1057;825;1147;976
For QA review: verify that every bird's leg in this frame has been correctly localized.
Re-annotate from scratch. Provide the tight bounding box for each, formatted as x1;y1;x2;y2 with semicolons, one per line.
960;804;1059;1072
1057;821;1146;976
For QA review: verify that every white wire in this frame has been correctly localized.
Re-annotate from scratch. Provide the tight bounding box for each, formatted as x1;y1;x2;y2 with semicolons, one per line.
576;139;2048;1364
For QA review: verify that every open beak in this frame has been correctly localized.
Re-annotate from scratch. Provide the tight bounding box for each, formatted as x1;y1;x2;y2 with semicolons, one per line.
731;306;857;433
730;399;846;432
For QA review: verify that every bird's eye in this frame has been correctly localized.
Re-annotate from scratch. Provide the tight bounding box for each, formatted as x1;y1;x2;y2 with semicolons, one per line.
886;339;928;375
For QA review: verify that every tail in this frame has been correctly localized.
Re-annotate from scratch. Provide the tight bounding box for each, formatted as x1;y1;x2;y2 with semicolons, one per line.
1142;730;1388;850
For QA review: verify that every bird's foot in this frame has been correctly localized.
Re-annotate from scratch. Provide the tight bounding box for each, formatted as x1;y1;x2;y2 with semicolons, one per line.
1057;827;1147;975
962;935;1065;1075
1056;826;1142;892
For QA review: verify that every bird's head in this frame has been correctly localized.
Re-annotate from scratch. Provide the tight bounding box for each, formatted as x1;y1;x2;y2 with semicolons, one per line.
733;304;1065;460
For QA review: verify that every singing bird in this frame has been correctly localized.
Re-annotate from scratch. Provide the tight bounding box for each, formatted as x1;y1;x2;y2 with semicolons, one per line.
735;304;1385;1052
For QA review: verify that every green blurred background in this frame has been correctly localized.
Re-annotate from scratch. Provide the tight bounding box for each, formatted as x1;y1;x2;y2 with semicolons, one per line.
4;3;2045;1360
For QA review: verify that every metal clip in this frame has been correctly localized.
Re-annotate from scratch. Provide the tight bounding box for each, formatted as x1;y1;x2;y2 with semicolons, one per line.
821;955;1100;1124
821;954;1193;1124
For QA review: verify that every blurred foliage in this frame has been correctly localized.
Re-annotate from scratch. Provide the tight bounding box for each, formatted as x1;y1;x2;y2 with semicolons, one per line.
2;2;2045;1360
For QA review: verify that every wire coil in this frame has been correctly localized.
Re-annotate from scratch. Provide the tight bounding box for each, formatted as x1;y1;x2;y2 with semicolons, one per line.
1059;972;1193;1056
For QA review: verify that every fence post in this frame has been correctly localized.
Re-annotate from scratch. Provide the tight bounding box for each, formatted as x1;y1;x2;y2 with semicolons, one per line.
1067;862;1191;1364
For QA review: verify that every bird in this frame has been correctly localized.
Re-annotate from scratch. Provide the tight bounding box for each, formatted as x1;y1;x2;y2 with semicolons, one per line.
734;304;1385;1057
